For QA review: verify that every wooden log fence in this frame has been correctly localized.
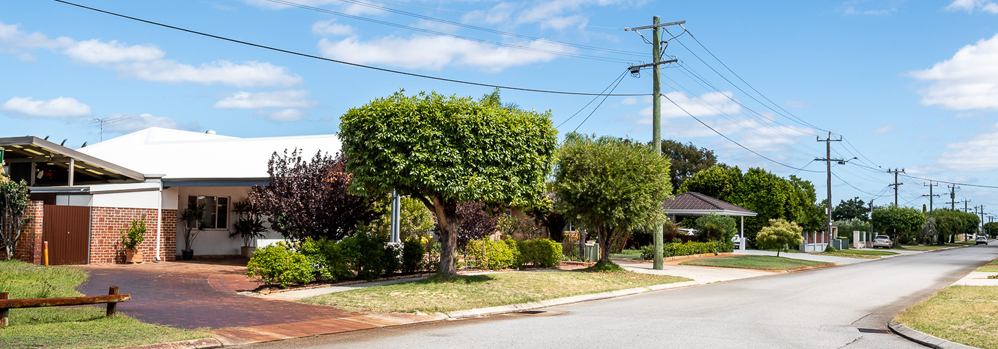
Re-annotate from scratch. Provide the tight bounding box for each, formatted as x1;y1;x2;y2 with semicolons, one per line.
0;286;130;328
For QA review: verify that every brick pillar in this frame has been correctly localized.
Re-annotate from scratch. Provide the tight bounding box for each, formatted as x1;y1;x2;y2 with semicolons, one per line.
13;201;44;264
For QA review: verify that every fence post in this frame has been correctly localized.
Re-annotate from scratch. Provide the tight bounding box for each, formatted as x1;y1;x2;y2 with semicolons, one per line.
1;292;8;328
106;286;118;318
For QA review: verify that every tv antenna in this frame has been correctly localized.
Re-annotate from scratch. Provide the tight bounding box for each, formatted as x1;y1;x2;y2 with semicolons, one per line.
82;116;130;141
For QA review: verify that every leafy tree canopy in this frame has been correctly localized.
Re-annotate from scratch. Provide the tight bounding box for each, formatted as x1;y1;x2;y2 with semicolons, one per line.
554;133;673;262
659;140;726;190
871;205;925;241
833;197;869;221
755;218;804;257
694;214;737;251
339;90;557;275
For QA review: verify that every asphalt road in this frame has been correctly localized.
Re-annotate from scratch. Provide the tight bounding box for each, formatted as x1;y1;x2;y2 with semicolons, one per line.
246;244;998;349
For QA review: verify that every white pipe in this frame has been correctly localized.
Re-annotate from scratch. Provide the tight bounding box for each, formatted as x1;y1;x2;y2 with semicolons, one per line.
155;179;162;262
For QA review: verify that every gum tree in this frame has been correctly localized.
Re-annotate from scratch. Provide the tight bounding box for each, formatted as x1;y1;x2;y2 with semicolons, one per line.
553;133;673;263
339;90;557;276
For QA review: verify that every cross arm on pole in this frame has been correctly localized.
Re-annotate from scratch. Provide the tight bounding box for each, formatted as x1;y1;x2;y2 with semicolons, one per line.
626;21;687;31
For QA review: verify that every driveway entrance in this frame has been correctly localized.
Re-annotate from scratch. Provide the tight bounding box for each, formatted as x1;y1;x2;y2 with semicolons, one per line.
76;259;358;329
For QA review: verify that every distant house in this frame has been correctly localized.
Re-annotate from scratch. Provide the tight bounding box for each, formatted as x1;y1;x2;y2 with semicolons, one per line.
0;127;338;264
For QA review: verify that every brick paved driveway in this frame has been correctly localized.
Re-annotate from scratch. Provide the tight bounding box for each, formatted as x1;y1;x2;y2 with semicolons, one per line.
76;259;358;329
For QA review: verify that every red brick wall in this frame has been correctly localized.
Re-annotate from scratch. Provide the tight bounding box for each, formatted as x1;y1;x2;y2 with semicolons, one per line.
6;201;43;264
88;207;178;264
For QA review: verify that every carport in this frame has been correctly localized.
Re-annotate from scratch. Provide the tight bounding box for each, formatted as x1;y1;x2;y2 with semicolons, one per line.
662;192;757;250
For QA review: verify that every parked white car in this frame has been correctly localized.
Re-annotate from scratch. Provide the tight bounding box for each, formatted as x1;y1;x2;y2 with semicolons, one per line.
872;235;893;248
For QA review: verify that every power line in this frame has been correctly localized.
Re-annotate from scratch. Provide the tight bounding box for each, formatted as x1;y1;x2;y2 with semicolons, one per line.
262;0;644;57
831;172;880;197
573;71;627;131
659;93;821;173
53;0;649;97
557;69;629;128
902;174;998;190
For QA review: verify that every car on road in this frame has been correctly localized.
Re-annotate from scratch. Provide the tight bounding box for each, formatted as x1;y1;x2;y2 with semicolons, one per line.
976;236;988;245
872;235;893;248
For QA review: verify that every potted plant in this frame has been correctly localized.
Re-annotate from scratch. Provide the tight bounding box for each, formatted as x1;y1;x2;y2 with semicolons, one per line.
230;199;266;258
120;217;146;263
179;202;206;260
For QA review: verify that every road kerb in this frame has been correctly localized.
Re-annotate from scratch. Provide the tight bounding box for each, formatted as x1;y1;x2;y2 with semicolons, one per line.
888;320;979;349
444;280;699;319
112;338;223;349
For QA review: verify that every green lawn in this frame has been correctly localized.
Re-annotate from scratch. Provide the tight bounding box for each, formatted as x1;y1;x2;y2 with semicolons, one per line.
975;257;998;272
679;255;829;270
300;269;690;313
817;249;898;259
609;249;643;260
896;286;998;349
898;243;972;251
0;260;209;349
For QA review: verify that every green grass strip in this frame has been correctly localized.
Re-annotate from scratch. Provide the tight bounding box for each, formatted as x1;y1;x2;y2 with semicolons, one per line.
897;286;998;349
300;269;690;313
679;255;827;270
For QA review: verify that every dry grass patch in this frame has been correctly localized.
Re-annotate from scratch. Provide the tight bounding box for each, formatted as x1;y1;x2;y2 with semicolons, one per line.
897;286;998;349
680;255;828;270
299;270;690;313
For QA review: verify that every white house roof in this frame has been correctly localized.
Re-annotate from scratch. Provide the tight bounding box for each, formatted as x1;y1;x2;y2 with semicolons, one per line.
78;127;340;181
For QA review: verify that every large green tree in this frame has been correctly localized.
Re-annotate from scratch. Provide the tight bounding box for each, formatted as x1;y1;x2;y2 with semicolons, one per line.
339;90;557;276
871;205;925;244
833;197;869;221
984;222;998;236
554;133;672;263
659;140;725;190
678;165;820;240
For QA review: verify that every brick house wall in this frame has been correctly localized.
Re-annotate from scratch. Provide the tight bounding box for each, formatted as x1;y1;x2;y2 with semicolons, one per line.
5;201;43;263
88;207;177;264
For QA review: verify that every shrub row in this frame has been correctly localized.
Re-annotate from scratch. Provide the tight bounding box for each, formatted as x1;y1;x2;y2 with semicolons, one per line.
640;241;721;260
247;233;437;288
464;238;562;270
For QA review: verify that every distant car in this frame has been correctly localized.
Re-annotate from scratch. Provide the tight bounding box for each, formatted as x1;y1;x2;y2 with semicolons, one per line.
872;235;893;248
976;236;988;245
732;235;749;247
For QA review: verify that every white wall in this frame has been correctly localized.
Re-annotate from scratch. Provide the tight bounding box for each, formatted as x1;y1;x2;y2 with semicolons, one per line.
56;194;93;206
175;186;284;257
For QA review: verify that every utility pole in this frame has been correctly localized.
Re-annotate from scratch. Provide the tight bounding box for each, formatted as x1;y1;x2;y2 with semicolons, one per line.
964;200;971;213
815;132;849;244
625;16;683;270
922;182;940;213
946;185;959;210
887;169;905;206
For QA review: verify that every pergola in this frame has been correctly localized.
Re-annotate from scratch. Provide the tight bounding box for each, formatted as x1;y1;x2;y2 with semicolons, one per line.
662;192;758;249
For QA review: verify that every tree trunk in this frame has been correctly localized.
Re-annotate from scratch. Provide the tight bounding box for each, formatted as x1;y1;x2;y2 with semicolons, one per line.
429;197;460;277
598;229;612;263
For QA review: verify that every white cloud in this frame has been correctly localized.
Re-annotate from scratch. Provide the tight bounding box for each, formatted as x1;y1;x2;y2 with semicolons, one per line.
620;97;638;105
318;36;571;72
946;0;998;13
911;34;998;110
937;124;998;171
634;91;741;123
119;60;302;87
213;90;317;109
0;97;92;117
259;108;309;121
0;21;301;87
872;125;895;133
242;0;385;15
63;39;164;64
104;113;200;133
312;19;353;36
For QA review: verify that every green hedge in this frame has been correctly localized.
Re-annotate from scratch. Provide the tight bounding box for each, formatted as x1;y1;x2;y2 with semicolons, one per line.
247;233;434;287
640;241;721;259
517;239;562;268
465;238;563;270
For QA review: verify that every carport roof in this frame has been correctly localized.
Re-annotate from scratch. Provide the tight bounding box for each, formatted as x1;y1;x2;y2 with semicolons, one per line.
0;136;144;183
663;192;757;217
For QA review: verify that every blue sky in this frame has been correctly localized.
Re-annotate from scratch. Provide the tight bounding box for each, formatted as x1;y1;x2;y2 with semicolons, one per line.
1;0;997;219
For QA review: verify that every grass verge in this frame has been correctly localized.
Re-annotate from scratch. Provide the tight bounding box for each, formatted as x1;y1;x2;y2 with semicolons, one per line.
898;243;971;251
0;260;209;349
609;249;642;260
300;268;690;313
679;255;828;270
816;249;898;259
896;286;998;349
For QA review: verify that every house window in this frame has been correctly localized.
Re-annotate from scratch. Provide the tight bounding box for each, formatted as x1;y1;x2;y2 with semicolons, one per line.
188;196;229;229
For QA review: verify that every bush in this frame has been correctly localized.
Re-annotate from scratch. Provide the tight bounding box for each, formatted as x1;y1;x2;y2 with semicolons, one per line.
340;232;394;280
516;238;562;268
401;237;426;274
641;241;720;259
695;214;736;252
246;244;314;288
824;245;836;252
465;238;519;270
